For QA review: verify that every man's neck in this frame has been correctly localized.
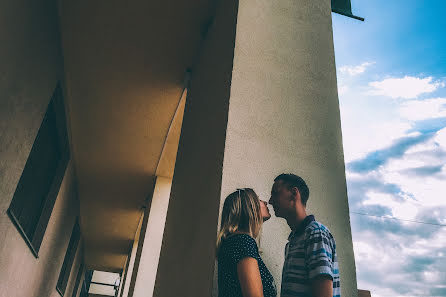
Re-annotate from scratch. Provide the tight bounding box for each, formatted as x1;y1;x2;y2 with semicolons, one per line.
287;208;308;231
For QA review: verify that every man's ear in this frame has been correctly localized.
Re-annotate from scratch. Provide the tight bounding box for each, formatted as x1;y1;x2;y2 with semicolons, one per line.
292;187;301;203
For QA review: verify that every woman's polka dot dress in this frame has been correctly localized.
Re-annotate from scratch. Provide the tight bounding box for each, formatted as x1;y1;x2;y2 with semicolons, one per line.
218;234;277;297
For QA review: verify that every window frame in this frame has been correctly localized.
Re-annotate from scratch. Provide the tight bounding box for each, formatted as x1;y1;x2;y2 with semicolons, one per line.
7;83;70;257
79;270;94;297
71;262;85;297
56;219;81;296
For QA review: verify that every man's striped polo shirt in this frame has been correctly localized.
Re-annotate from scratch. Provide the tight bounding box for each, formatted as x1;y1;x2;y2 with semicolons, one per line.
281;215;341;297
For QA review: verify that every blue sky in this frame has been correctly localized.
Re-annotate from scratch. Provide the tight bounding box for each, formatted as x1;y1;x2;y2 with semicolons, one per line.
332;1;446;296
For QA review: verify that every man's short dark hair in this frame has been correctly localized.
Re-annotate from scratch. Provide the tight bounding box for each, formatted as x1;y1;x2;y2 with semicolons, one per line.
274;173;310;206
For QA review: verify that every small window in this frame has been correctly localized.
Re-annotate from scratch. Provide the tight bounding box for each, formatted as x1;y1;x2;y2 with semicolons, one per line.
88;271;121;296
7;83;70;257
57;220;81;296
79;270;94;297
71;262;85;297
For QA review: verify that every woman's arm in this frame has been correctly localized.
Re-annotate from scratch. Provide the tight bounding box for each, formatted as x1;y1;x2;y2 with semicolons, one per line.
237;257;264;297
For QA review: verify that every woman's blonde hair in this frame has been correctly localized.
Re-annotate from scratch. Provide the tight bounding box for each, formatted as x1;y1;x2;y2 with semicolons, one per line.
216;188;263;251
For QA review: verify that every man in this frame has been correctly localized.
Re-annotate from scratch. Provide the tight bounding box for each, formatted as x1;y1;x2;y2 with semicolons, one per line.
269;174;340;297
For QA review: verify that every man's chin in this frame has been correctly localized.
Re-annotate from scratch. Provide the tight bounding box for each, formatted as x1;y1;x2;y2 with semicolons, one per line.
272;210;282;218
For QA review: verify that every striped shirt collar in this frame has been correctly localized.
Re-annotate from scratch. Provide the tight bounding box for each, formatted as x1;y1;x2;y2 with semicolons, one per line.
288;215;315;240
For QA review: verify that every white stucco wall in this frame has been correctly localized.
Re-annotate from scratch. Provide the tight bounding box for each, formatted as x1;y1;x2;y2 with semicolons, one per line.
0;1;82;296
219;0;357;295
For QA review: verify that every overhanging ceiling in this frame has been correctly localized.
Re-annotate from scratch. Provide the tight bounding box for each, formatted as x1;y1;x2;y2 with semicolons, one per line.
59;0;214;271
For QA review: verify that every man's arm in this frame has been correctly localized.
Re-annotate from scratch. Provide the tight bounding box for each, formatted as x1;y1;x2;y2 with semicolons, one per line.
305;228;336;297
310;274;333;297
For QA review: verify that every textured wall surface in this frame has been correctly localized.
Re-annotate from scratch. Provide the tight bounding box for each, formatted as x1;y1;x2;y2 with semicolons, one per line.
219;0;358;295
152;0;357;296
152;0;239;296
0;161;81;297
0;1;81;296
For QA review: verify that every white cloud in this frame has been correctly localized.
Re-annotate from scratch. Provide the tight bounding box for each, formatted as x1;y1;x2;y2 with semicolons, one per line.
353;233;442;296
382;169;446;207
353;221;446;297
378;134;446;207
339;62;375;76
399;97;446;121
342;121;411;162
363;191;420;220
338;84;349;95
423;271;441;283
339;70;446;296
349;125;446;296
434;126;446;147
369;76;444;99
405;135;440;154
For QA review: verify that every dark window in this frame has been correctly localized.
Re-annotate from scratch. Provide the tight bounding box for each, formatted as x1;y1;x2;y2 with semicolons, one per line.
7;83;70;257
79;270;93;297
57;220;81;296
71;262;85;297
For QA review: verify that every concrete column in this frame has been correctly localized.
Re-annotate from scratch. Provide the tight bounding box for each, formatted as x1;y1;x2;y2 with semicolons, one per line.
131;177;172;297
120;214;143;297
222;0;357;295
116;256;129;297
152;1;239;296
154;0;357;296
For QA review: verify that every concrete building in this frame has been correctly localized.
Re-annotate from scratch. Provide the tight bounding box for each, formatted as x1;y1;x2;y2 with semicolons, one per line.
0;0;362;296
358;290;372;297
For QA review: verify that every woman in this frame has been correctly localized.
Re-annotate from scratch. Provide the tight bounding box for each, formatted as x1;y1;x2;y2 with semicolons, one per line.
217;188;276;297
